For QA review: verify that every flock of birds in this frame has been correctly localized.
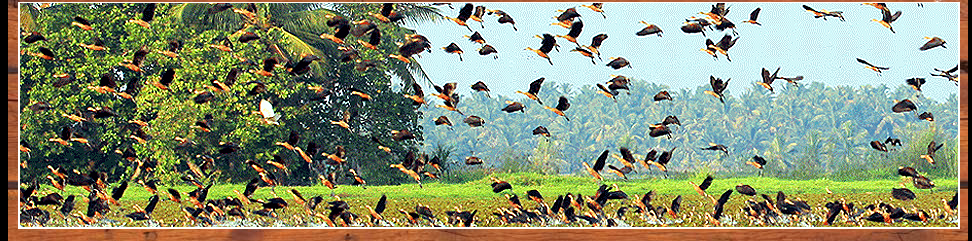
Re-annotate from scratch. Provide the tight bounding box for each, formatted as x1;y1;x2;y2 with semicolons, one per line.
19;2;960;227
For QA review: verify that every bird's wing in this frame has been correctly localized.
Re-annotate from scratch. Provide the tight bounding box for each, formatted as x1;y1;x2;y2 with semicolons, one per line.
557;96;570;111
761;68;772;83
381;3;393;17
260;99;276;119
889;11;902;22
567;21;584;38
594;150;608;171
946;65;959;73
141;3;156;22
457;3;474;21
529;78;544;94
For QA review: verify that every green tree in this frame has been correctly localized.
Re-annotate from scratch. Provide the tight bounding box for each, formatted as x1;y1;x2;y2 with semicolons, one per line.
19;3;443;186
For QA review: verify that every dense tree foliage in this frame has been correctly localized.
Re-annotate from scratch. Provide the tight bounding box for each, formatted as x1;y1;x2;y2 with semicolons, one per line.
419;79;959;181
19;3;442;185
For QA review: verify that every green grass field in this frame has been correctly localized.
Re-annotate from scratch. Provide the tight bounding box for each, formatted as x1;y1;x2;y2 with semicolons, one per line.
20;173;960;227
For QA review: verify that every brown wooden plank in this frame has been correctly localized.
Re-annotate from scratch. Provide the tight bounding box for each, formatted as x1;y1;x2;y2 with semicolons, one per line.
8;4;18;76
7;189;969;240
8;73;15;102
8;100;18;182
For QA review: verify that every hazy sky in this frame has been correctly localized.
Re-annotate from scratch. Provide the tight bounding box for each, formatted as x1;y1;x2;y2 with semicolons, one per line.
403;2;960;102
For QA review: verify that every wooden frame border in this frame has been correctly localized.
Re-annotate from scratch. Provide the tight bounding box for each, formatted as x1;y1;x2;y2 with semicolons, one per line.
8;1;968;240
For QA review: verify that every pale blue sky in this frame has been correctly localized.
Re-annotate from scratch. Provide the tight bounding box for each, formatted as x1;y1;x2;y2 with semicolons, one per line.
403;2;960;102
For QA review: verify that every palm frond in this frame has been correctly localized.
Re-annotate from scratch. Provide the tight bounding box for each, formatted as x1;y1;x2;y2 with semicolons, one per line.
20;3;42;32
269;27;327;78
267;3;326;15
405;61;430;82
393;4;444;25
169;3;244;32
273;8;334;36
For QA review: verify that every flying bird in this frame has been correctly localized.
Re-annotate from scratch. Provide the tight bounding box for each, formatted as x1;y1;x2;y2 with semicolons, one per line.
870;140;888;152
570;47;597;64
487;9;518;31
583;150;608;181
442;43;464;61
871;7;902;33
917;112;934;122
636;21;662;37
463;116;485;127
919;37;946;51
595;83;619;102
259;99;281;125
709;34;739;61
704;76;730;104
556;20;584;46
891;99;917;113
743;8;762;25
803;5;845;21
555;7;581;24
543;96;570;121
502;101;526;113
370;3;404;23
491;177;512;193
321;14;351;44
517;77;545;105
581;3;606;18
465;32;486;44
434;116;453;127
758;67;781;92
919;141;944;165
127;3;156;28
445;3;475;31
24;31;46;44
477;44;498;59
653;91;673;101
735;184;757;196
700;143;729;156
526;34;557;65
586;33;608;60
606;57;631;69
72;16;93;30
906;78;926;92
930;65;958;84
857;58;889;74
532;126;550;137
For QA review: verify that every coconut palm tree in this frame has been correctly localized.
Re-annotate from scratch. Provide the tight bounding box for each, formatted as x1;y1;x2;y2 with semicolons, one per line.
169;3;441;84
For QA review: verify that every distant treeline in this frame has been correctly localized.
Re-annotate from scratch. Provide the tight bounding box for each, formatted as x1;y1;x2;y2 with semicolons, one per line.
418;79;959;181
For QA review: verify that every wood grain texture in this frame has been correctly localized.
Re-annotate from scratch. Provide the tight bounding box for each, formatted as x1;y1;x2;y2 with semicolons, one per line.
7;0;969;240
9;3;18;74
8;100;19;181
8;73;16;101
